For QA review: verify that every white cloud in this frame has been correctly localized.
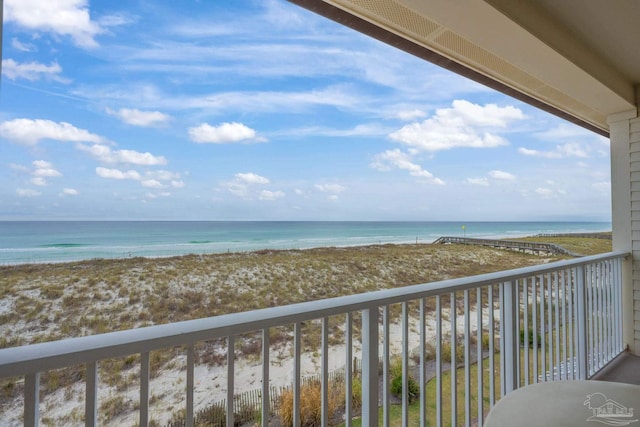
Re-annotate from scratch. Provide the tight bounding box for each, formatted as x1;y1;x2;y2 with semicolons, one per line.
61;188;79;196
259;190;285;200
370;149;445;185
16;188;41;197
518;147;549;157
5;0;103;48
389;100;524;152
223;172;272;198
0;118;103;146
315;183;347;193
106;108;170;127
314;183;348;201
11;38;36;52
30;177;48;186
533;187;566;198
15;160;64;186
114;149;167;165
95;167;183;193
396;109;426;121
518;143;589;159
2;59;68;83
77;144;167;166
32;160;62;177
467;178;489;186
236;172;270;185
141;179;164;189
557;144;589;158
98;13;138;28
96;167;141;180
278;123;390;138
488;170;516;180
188;122;265;144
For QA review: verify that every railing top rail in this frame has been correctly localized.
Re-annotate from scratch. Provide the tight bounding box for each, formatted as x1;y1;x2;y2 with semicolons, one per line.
0;251;627;377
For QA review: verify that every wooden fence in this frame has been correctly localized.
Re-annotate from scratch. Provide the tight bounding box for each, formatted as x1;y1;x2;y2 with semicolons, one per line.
165;360;361;427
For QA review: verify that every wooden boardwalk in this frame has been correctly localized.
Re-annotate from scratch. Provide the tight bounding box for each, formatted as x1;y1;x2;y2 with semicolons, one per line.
432;236;581;257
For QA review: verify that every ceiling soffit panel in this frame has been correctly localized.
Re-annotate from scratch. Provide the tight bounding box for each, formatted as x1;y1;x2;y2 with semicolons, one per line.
318;0;635;133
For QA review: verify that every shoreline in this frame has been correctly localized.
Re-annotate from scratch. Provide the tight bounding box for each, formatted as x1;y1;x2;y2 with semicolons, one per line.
0;221;612;265
0;230;612;267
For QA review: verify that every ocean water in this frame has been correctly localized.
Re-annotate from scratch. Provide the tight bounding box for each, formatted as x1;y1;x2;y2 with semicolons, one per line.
0;221;611;265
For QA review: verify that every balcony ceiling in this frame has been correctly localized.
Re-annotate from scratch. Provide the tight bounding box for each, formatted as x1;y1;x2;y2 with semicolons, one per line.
290;0;640;136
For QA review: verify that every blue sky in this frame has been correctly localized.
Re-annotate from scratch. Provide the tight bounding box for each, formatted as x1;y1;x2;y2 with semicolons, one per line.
0;0;611;221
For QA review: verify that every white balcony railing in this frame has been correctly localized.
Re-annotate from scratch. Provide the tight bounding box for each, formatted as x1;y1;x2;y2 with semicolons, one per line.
0;251;627;426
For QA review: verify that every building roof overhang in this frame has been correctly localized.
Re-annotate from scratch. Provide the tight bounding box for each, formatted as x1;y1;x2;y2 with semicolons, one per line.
289;0;640;137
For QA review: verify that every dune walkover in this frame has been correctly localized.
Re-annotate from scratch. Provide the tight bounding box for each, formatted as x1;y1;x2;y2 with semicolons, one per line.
432;236;582;257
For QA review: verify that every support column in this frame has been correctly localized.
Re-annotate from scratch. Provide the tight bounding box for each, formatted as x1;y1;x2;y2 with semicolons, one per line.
608;108;638;354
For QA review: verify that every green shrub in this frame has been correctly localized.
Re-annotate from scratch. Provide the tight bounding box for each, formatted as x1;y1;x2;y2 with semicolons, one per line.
390;374;420;404
389;357;420;404
520;328;539;347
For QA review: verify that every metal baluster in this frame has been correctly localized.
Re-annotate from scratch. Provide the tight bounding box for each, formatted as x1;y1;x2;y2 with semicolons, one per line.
140;352;149;427
383;305;390;427
568;268;575;380
502;281;518;395
477;287;484;426
464;290;471;427
402;302;409;427
420;298;427;427
576;265;588;380
515;280;521;387
86;362;98;427
547;273;553;381
362;307;379;427
532;277;538;383
24;372;40;427
614;258;622;352
436;296;443;427
554;271;561;380
262;329;270;427
523;278;530;386
488;285;495;406
451;292;457;426
294;323;301;427
345;314;352;427
227;337;235;427
561;270;568;380
322;317;329;427
587;263;595;376
187;344;194;427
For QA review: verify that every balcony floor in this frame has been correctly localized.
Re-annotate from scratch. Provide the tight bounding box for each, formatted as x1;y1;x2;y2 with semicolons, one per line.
590;352;640;385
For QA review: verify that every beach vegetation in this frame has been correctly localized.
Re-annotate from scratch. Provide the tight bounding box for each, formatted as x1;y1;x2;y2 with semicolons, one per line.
389;357;420;404
278;378;351;427
100;394;131;422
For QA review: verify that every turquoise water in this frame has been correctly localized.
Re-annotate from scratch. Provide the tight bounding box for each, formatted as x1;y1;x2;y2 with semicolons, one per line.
0;221;611;265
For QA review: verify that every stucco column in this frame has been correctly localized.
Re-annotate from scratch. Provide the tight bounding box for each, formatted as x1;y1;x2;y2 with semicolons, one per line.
608;108;638;354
